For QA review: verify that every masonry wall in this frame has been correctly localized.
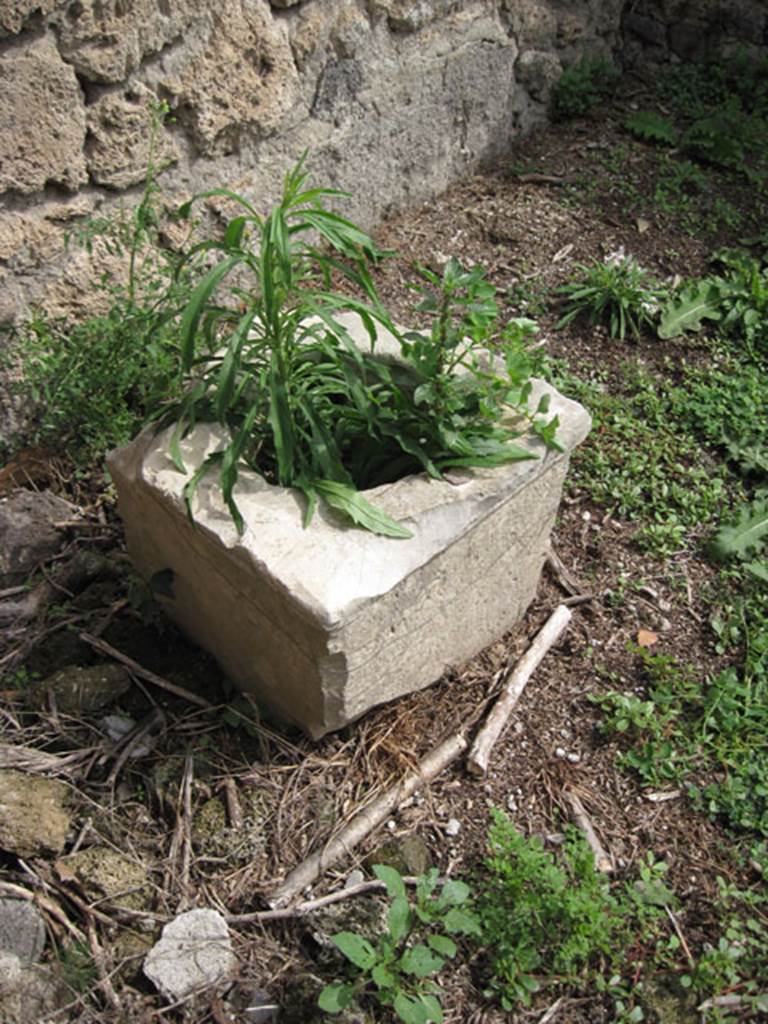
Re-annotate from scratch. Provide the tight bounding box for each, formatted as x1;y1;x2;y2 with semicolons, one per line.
0;0;765;329
0;0;626;325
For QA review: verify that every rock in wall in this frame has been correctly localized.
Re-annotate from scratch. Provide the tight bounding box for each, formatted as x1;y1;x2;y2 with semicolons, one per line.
0;0;625;327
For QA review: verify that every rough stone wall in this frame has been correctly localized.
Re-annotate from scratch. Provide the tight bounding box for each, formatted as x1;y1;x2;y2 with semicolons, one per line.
0;0;625;326
624;0;768;65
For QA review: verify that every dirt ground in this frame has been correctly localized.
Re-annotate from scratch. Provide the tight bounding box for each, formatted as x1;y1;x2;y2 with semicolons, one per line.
0;75;765;1023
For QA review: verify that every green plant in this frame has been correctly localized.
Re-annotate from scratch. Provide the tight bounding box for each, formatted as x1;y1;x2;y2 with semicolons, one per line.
6;102;189;464
318;865;480;1024
476;815;682;1015
555;256;667;340
625;111;677;146
551;57;621;121
476;813;625;1009
158;156;560;537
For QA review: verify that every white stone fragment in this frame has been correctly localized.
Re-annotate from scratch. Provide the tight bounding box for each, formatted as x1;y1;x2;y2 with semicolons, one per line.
143;908;236;1002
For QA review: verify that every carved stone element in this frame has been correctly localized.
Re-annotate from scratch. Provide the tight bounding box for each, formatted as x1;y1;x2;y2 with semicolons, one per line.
108;314;591;739
0;36;87;195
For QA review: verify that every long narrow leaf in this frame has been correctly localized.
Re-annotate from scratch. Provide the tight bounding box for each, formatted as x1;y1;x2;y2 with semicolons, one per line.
315;479;413;538
179;256;241;371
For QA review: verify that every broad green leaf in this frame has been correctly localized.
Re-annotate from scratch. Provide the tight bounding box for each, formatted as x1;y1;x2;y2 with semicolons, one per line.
315;480;413;538
711;501;768;560
657;282;722;339
387;894;411;945
330;931;377;971
393;991;428;1024
426;934;457;958
400;944;444;978
437;878;471;906
318;981;354;1013
441;907;482;936
373;864;407;901
371;963;397;990
418;993;444;1023
745;560;768;582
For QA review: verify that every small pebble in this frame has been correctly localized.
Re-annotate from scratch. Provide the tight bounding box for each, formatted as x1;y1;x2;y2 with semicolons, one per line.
506;796;518;812
386;819;396;831
445;818;462;837
566;752;581;764
344;870;365;889
555;746;566;759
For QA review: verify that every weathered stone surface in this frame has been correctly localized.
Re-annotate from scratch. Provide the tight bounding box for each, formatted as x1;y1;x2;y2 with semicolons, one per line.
0;35;87;195
26;664;132;713
0;198;93;273
0;0;58;36
0;490;77;586
0;952;69;1024
502;0;558;48
54;0;200;83
86;84;180;189
372;0;459;33
56;847;151;911
516;49;562;102
0;770;71;857
143;908;236;1000
0;900;46;966
108;314;590;739
161;0;300;156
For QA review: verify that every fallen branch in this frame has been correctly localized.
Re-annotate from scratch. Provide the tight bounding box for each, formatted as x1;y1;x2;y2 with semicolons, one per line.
228;875;436;925
80;632;213;709
0;743;94;776
467;605;572;777
563;789;613;873
267;732;467;908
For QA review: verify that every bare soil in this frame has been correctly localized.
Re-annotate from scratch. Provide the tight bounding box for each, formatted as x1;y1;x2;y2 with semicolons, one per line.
1;80;765;1023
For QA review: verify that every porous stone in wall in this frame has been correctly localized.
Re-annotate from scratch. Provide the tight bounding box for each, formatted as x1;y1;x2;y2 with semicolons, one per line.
0;0;58;36
53;0;201;84
161;0;301;156
0;198;94;273
371;0;461;33
86;84;180;189
0;35;87;195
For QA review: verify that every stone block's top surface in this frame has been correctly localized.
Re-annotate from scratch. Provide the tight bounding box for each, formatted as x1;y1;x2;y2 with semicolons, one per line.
109;320;590;629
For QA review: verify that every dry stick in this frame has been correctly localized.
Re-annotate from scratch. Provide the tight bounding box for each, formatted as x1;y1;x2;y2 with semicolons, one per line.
0;743;94;776
229;875;434;925
179;755;194;903
467;604;572;777
563;790;613;873
80;632;213;709
102;707;166;788
0;880;85;943
538;996;565;1024
267;732;468;909
85;915;123;1015
665;905;695;968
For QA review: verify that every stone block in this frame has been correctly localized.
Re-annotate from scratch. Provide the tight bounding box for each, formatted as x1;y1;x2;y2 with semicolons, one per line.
0;36;87;195
109;316;590;738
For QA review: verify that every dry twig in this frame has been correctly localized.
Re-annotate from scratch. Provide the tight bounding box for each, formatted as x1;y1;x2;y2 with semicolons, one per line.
563;789;613;873
267;732;467;908
80;632;213;708
467;605;572;776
